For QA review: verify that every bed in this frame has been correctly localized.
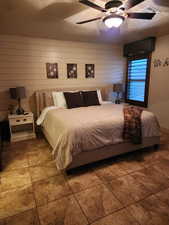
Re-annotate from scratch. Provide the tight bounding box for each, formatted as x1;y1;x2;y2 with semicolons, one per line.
35;88;160;170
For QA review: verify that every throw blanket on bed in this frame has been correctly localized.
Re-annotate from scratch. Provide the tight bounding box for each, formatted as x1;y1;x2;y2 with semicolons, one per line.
123;106;143;144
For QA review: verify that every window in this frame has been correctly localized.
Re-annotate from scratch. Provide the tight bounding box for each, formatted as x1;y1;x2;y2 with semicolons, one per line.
125;55;151;107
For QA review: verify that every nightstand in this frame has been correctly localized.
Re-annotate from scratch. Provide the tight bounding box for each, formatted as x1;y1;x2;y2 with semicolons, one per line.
8;112;36;142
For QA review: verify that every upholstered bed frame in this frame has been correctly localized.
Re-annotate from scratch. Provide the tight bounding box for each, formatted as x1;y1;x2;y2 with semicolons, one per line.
35;86;160;170
35;86;112;118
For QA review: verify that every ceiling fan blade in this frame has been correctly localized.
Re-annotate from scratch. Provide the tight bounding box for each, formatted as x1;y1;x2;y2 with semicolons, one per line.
127;12;156;19
124;0;145;9
77;17;101;24
79;0;107;12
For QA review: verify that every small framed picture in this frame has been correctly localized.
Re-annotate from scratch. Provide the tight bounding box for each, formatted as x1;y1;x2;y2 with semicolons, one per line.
85;64;95;78
46;63;58;79
67;64;77;79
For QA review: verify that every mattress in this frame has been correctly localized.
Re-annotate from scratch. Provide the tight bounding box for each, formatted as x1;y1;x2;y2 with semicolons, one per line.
37;104;160;170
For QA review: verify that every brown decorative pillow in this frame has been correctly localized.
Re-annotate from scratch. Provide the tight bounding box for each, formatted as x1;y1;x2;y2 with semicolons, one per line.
64;92;84;109
82;91;100;107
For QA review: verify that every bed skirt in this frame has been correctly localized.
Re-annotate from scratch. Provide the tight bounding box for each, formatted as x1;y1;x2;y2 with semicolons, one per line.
67;136;160;169
42;126;160;170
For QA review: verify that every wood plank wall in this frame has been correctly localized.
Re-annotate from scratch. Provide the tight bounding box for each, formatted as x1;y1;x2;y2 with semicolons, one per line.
149;34;169;129
0;35;125;117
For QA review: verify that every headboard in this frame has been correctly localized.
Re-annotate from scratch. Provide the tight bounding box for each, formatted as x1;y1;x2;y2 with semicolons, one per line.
35;85;112;118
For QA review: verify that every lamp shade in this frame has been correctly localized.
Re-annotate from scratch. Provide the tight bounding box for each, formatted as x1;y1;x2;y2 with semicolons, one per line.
9;87;26;99
113;83;123;93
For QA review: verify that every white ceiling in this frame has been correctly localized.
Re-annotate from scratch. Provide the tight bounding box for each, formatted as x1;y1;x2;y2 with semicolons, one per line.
0;0;169;43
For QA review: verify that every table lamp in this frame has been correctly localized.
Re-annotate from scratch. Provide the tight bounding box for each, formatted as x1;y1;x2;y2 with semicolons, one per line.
113;83;123;104
9;87;26;115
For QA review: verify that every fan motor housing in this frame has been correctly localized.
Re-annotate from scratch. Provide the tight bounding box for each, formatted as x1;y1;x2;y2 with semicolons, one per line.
105;0;123;9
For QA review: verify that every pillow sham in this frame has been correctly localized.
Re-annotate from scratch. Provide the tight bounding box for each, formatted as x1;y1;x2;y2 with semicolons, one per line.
52;92;67;108
82;90;100;107
82;89;103;104
64;91;84;109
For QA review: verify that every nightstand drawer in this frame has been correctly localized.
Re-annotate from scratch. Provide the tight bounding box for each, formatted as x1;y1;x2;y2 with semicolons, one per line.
10;117;33;126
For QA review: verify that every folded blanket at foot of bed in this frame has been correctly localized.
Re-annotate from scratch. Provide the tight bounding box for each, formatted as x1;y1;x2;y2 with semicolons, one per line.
123;106;143;144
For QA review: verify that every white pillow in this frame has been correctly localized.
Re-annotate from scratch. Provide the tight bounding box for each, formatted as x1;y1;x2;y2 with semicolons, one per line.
97;89;103;104
52;92;67;108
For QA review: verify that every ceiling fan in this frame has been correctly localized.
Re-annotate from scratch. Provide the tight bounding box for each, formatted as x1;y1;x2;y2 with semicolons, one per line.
76;0;156;28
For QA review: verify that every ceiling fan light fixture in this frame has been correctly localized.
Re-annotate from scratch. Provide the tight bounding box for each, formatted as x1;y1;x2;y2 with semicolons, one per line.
103;15;124;28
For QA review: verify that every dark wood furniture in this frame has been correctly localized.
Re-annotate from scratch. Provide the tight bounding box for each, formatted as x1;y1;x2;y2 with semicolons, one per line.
0;121;4;171
0;120;10;171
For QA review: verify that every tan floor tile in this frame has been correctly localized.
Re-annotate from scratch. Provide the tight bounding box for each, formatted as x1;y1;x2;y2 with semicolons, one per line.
94;163;127;182
117;154;144;173
67;171;102;193
128;195;169;225
75;184;122;223
155;146;169;159
5;141;30;152
140;148;166;168
0;168;31;192
160;131;169;145
0;220;5;225
26;143;51;155
2;149;29;171
3;209;40;225
0;186;35;219
33;175;72;206
38;196;88;225
29;160;60;182
153;158;169;178
109;174;151;206
1;136;169;225
131;165;169;194
27;147;53;166
27;138;49;149
91;208;139;225
156;188;169;207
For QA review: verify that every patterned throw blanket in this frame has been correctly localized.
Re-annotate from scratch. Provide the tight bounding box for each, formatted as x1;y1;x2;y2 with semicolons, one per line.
123;106;143;144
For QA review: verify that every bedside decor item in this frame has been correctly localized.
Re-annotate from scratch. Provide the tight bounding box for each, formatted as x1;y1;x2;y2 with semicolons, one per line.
9;87;26;115
46;63;58;79
113;83;123;104
67;64;77;79
85;64;95;78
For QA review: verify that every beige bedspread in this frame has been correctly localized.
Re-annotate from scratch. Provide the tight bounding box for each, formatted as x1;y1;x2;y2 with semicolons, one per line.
40;104;160;169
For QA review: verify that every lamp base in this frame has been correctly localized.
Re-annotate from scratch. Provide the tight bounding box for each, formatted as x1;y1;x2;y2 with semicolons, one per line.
115;99;120;104
16;107;25;115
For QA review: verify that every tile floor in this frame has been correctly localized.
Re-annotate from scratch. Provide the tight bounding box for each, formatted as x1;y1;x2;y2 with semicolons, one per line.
0;131;169;225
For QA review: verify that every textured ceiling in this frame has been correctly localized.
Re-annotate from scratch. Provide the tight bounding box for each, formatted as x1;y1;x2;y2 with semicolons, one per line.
0;0;169;43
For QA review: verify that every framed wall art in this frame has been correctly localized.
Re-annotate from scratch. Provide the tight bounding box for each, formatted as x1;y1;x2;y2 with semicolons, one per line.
46;63;58;79
85;64;95;78
153;57;169;68
67;64;77;79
